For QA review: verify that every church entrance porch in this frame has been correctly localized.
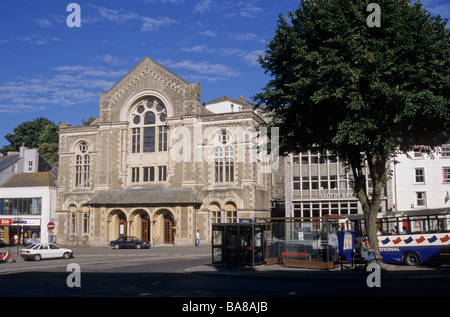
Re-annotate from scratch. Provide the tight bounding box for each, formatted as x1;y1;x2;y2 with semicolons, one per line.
86;188;202;247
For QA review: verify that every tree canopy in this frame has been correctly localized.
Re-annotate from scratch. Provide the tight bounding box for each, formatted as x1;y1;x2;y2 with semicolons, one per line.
1;117;59;166
254;0;450;251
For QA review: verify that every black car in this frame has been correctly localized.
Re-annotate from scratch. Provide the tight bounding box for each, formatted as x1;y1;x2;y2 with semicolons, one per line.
110;236;150;249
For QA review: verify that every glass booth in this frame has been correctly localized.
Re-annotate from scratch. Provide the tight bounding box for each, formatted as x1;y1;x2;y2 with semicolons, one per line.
212;223;265;267
265;217;344;269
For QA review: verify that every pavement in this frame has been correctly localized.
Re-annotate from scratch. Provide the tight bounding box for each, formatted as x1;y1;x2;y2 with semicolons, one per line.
2;243;450;280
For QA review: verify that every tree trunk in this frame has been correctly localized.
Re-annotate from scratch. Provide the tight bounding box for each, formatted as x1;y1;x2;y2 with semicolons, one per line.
350;151;387;253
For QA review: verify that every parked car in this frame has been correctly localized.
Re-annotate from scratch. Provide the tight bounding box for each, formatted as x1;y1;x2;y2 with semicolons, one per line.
110;236;150;249
21;243;74;261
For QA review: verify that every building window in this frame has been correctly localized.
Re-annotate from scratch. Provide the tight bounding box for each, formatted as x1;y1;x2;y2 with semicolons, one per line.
27;161;33;172
130;98;168;154
210;203;221;224
225;202;237;223
415;168;425;183
70;211;77;234
302;176;310;190
442;146;450;158
131;166;167;183
143;166;155;182
74;142;90;188
293;176;300;190
158;166;167;181
413;148;423;159
82;210;90;234
214;130;234;183
0;198;42;215
443;167;450;183
158;126;168;151
131;167;140;183
131;128;140;153
416;192;427;207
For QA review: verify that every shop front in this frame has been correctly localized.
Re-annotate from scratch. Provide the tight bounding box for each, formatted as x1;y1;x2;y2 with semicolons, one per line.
0;217;41;245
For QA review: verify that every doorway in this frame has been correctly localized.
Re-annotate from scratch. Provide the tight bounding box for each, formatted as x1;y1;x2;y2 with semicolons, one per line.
164;218;173;244
119;218;127;237
141;218;150;242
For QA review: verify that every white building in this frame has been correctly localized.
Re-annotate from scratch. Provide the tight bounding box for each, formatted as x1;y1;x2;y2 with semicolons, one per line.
0;146;52;185
0;171;57;245
204;95;254;114
392;145;450;211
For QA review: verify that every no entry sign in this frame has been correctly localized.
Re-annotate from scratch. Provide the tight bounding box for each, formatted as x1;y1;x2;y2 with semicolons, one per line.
47;222;56;230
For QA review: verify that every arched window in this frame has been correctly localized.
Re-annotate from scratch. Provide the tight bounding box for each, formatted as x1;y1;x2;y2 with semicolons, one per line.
225;202;237;223
214;130;234;183
74;142;90;188
131;98;168;153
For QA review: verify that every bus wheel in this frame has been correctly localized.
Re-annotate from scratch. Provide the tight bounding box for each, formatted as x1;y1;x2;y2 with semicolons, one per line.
404;252;420;266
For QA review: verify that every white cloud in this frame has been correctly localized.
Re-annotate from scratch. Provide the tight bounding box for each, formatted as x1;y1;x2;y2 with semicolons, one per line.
193;0;214;13
182;44;214;53
0;65;127;114
161;59;241;82
232;32;259;42
198;30;217;37
97;54;128;65
141;16;179;32
89;5;179;32
17;34;61;45
33;18;53;28
219;48;263;66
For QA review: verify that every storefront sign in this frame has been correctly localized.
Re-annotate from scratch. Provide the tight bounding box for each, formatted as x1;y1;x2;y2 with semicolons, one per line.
320;193;355;198
0;219;12;225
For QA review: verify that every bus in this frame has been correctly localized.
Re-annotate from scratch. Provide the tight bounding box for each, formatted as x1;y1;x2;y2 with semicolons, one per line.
347;208;450;266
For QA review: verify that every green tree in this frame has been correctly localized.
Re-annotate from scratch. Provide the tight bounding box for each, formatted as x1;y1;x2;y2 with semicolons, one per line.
82;115;97;126
254;0;450;252
1;117;59;166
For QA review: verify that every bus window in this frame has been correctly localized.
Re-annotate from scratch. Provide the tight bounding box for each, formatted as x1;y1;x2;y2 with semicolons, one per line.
381;218;398;235
410;216;428;233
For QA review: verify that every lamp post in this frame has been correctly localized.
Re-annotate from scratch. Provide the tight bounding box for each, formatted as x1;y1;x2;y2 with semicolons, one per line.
13;217;23;256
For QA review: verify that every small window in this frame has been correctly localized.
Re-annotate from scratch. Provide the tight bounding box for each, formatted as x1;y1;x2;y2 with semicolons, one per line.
413;149;423;158
443;168;450;183
442;146;450;158
415;168;425;183
416;192;427;207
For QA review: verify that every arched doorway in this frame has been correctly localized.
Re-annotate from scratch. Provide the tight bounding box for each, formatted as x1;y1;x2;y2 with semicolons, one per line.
130;209;151;242
164;213;174;244
153;209;174;245
107;209;127;240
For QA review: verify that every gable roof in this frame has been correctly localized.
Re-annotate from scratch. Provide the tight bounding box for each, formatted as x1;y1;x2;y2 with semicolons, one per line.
106;57;190;94
0;154;21;173
205;96;256;108
0;171;57;188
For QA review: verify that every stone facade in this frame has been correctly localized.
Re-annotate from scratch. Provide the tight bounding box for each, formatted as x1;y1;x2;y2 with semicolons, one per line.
55;57;271;247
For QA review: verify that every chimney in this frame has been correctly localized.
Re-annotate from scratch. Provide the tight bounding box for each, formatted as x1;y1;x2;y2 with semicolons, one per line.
19;143;26;157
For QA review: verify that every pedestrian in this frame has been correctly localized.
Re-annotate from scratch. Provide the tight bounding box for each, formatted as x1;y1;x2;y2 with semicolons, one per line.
195;229;200;247
360;237;381;265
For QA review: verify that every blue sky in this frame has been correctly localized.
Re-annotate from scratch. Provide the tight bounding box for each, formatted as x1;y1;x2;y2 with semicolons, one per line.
0;0;448;148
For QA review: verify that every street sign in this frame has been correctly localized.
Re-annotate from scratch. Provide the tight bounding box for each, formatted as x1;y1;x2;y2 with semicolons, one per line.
47;222;56;230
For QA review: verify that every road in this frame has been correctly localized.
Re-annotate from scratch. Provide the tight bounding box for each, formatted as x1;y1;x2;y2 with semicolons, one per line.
1;244;449;309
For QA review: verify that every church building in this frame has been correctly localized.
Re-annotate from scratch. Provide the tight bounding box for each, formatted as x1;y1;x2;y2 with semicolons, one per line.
55;57;272;247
